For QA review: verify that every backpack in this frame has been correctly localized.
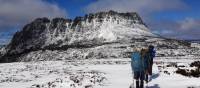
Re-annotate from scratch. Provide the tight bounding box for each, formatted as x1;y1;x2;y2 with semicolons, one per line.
131;52;145;72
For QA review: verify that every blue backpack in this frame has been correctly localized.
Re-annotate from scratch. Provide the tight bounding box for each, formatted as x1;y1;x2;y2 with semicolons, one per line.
131;52;144;72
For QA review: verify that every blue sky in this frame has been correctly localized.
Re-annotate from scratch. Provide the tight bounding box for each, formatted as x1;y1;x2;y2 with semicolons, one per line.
0;0;200;45
47;0;96;18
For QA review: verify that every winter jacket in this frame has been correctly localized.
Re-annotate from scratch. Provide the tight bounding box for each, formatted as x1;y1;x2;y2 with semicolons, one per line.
131;52;145;72
149;47;156;65
143;53;151;70
149;47;156;58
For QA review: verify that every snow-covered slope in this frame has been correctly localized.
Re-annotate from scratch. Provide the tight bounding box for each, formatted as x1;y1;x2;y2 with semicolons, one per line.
0;58;200;88
7;10;155;53
0;10;199;62
0;11;158;62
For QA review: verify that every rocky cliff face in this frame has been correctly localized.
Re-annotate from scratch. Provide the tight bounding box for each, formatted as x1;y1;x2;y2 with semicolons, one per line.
1;11;197;63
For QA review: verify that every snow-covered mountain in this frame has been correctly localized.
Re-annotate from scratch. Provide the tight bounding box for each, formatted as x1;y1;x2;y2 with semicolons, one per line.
0;11;199;62
7;11;155;53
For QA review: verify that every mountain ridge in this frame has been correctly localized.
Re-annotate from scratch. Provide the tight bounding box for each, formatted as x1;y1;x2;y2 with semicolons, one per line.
5;10;155;54
1;10;197;63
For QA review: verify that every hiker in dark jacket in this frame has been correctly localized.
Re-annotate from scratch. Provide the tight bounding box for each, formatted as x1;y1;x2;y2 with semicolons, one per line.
148;45;156;75
131;48;149;88
142;48;151;83
144;45;156;83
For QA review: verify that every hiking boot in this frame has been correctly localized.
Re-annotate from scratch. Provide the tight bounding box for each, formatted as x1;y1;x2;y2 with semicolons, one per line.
140;81;144;88
145;74;148;83
145;80;148;84
136;80;139;88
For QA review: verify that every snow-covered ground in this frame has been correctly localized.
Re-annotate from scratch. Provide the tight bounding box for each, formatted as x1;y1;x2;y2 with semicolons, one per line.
0;58;200;88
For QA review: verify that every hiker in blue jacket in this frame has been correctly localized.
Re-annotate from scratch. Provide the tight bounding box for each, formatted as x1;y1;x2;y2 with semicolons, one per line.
131;48;149;88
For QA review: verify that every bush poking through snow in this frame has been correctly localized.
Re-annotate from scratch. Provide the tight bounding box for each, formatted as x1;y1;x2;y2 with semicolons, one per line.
190;61;200;68
190;69;200;77
176;68;190;77
176;61;200;77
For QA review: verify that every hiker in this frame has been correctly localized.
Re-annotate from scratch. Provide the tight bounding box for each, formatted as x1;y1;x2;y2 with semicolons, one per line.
142;48;151;83
144;45;156;82
131;48;148;88
148;45;156;75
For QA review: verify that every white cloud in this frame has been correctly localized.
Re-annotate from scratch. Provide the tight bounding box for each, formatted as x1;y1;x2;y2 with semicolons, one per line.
84;0;187;16
150;18;200;39
0;39;10;45
0;0;67;30
179;18;200;30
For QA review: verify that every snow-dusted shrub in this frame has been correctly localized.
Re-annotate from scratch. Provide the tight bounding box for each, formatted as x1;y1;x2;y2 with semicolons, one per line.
176;61;200;77
176;68;190;76
190;61;200;68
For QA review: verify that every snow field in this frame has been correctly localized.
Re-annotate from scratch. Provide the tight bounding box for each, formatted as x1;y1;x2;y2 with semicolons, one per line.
0;58;200;88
